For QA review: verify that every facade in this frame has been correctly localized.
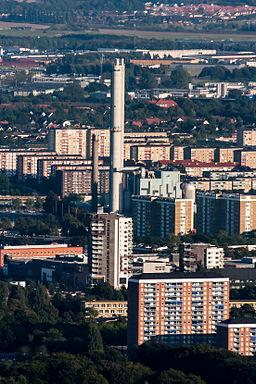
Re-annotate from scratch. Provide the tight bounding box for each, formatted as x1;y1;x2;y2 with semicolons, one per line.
127;272;229;349
88;212;133;288
37;156;86;180
17;154;60;181
82;300;127;317
184;147;216;163
56;165;110;198
139;170;181;198
0;244;83;268
132;196;194;238
0;150;53;177
130;145;171;162
86;128;110;158
234;150;256;169
180;243;224;272
170;146;186;161
48;127;88;158
196;193;256;235
216;318;256;356
237;128;256;147
124;132;169;161
214;147;242;163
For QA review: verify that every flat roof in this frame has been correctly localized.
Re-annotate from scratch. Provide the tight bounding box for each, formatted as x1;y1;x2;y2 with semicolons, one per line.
2;244;74;250
129;271;228;281
219;318;256;325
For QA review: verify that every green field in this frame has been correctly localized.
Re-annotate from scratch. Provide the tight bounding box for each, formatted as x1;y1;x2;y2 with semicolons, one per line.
0;22;256;43
94;27;256;42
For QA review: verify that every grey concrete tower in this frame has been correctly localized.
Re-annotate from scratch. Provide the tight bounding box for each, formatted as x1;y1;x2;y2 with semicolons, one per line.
110;58;125;213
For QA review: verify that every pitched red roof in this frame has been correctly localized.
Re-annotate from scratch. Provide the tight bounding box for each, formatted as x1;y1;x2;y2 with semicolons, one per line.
149;99;178;108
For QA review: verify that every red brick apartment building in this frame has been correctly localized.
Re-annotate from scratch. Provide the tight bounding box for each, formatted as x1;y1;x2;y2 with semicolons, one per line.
127;272;229;350
217;318;256;356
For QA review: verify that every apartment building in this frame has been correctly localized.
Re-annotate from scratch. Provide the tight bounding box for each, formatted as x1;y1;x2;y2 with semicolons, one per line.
130;144;171;162
216;318;256;356
86;128;110;158
124;139;170;161
163;160;236;178
234;150;256;169
132;196;194;238
237;128;256;146
184;147;216;163
0;150;53;177
124;132;169;161
55;165;110;198
214;147;242;163
88;212;133;288
17;154;60;181
48;127;88;157
127;272;229;349
179;243;224;272
0;244;83;268
196;193;256;235
206;170;256;180
37;156;87;180
82;300;127;317
170;146;187;160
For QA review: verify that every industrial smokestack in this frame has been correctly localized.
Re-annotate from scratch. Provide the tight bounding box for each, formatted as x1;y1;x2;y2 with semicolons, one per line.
92;134;99;213
110;58;125;213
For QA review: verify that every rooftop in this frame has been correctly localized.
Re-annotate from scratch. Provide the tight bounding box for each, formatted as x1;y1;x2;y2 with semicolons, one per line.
129;271;228;280
220;318;256;325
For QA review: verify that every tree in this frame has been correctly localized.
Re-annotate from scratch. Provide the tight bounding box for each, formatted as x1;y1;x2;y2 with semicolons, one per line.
35;196;43;210
139;71;158;89
0;217;12;230
25;199;34;210
0;173;10;194
43;191;59;214
28;282;58;323
230;304;256;318
12;198;22;212
164;68;191;89
87;322;103;353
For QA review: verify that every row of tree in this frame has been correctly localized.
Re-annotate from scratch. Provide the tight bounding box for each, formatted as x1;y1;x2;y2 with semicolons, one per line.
199;66;256;82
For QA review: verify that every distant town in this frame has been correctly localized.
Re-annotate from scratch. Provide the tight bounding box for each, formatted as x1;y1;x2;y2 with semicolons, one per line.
0;1;256;382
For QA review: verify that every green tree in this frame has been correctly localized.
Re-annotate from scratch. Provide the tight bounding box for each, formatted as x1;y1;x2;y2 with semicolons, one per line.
230;304;256;318
139;71;158;89
87;322;103;353
0;174;10;194
12;198;22;212
164;68;191;89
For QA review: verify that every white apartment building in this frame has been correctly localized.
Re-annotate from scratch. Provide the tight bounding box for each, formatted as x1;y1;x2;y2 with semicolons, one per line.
180;243;224;272
89;212;133;288
205;247;224;269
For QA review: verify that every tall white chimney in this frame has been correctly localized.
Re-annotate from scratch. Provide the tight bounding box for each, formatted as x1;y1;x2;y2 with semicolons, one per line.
110;58;125;213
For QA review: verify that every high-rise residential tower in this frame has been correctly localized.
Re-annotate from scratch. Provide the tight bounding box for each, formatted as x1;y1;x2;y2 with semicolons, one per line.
110;58;125;213
88;212;133;288
127;272;229;350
